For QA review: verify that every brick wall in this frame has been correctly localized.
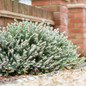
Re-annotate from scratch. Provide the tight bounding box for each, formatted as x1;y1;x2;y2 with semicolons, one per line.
69;0;86;4
32;0;68;33
32;0;86;56
68;3;86;56
0;0;86;56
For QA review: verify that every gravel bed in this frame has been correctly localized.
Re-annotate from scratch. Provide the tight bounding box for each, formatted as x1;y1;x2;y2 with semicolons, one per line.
0;66;86;86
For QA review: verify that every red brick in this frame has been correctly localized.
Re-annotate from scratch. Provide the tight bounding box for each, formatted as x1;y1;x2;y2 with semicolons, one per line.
53;5;67;12
77;44;84;49
84;39;86;53
77;44;84;55
55;19;67;26
68;34;76;39
42;5;68;13
68;8;83;13
68;13;75;18
76;34;84;39
51;0;67;6
36;4;67;13
53;12;60;19
32;0;50;6
59;26;67;32
54;20;60;25
75;23;83;28
54;25;68;35
61;19;67;26
68;23;75;28
83;13;86;18
62;6;68;13
69;18;83;23
54;25;60;30
83;32;86;38
83;11;86;17
79;0;86;3
61;13;67;19
55;25;67;32
75;13;83;18
59;5;67;13
54;12;67;19
84;23;86;28
68;34;84;39
84;19;86;23
0;27;3;31
72;39;84;44
42;6;60;12
84;18;86;22
69;29;84;33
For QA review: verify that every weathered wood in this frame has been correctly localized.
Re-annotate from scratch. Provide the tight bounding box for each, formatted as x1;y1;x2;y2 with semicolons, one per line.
0;10;55;25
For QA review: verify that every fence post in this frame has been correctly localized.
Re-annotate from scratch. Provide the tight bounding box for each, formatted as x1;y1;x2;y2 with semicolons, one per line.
68;1;86;56
32;0;69;33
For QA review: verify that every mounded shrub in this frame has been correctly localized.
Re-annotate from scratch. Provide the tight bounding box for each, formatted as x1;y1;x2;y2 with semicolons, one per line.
0;19;85;76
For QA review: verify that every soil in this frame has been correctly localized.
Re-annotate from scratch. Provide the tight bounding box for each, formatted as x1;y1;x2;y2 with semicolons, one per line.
0;74;34;82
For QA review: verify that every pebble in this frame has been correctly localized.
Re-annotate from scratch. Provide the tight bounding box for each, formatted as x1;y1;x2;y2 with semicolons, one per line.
28;77;36;80
1;67;86;86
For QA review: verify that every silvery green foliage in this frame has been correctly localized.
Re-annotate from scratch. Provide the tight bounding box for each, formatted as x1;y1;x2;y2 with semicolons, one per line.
0;20;85;76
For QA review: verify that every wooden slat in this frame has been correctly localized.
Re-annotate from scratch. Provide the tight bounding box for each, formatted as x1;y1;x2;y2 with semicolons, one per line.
0;10;55;25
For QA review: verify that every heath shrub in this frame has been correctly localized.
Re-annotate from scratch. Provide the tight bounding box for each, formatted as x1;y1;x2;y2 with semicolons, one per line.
0;19;85;76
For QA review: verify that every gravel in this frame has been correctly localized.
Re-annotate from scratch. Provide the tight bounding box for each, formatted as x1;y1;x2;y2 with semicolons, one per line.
0;66;86;86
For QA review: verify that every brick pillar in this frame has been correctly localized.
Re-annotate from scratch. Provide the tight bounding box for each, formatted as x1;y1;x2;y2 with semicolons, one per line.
68;4;86;56
70;0;86;4
32;0;68;33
